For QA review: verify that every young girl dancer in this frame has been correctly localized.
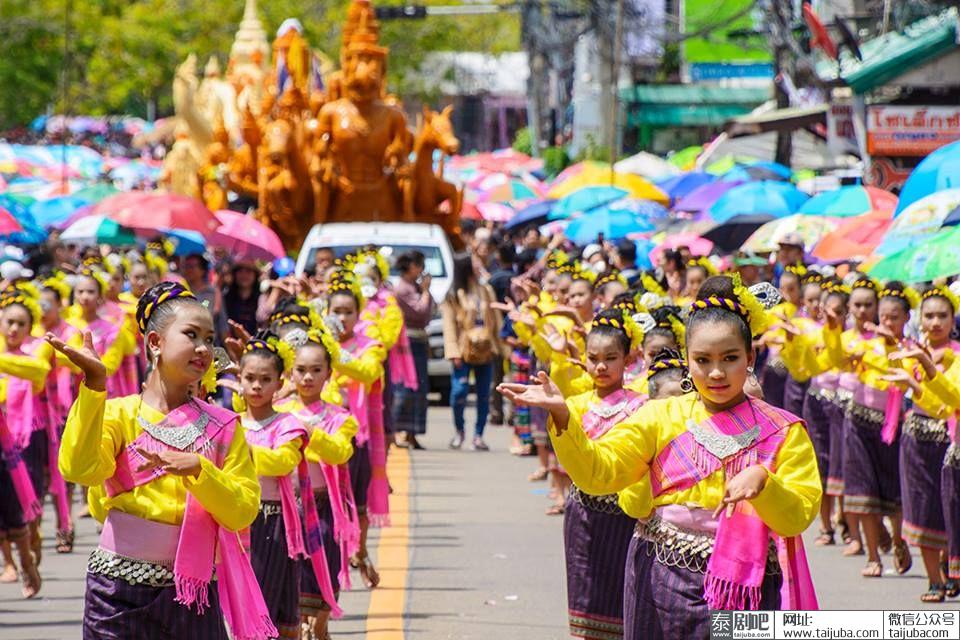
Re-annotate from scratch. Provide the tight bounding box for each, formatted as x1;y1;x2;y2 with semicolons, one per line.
500;275;821;639
275;331;360;640
52;281;274;640
326;274;388;589
0;291;49;598
561;309;645;639
882;285;960;601
240;336;356;638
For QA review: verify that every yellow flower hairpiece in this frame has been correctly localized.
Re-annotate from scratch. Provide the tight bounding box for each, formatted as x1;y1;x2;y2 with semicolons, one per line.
80;268;110;295
687;257;718;277
306;327;343;366
595;271;628;291
41;274;71;303
0;293;43;326
666;313;686;350
640;273;666;298
880;286;919;310
731;273;773;336
327;272;366;309
572;263;597;285
923;286;960;314
14;281;40;301
201;360;218;395
784;263;807;278
245;337;296;373
620;310;644;352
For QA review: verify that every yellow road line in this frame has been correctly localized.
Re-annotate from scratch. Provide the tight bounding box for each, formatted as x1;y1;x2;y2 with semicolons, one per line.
365;446;411;639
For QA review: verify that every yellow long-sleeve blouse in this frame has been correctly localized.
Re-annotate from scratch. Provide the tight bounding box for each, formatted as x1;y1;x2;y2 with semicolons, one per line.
273;397;359;466
0;345;53;398
363;294;404;351
549;392;822;537
334;337;386;389
60;384;260;531
905;351;960;420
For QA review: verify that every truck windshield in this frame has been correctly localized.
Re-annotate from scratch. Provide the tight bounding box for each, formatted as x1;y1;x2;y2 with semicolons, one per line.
305;245;448;277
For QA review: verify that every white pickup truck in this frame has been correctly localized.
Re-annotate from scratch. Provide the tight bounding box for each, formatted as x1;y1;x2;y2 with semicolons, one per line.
295;222;455;403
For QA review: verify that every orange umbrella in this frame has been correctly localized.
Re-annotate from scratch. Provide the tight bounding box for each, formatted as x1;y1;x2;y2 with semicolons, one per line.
811;209;893;262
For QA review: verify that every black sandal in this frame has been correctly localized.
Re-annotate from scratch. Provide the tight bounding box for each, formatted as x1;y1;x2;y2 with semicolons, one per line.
922;583;946;603
55;529;74;554
815;529;835;546
893;542;912;575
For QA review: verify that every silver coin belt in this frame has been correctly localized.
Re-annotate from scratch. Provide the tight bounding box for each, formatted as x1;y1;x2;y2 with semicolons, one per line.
636;515;780;575
945;443;960;469
87;547;175;588
259;500;283;517
833;388;853;411
903;413;950;444
766;358;788;376
569;486;624;515
848;401;884;428
807;385;836;404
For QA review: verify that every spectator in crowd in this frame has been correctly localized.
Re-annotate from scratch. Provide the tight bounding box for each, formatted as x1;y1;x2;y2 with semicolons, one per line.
487;242;518;426
773;233;805;285
223;260;263;336
312;247;336;279
180;253;227;342
440;253;503;451
392;251;435;449
614;239;641;287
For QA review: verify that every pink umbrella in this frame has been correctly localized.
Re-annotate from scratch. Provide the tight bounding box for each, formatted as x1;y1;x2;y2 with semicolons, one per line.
209;210;285;261
649;233;714;265
0;206;23;235
94;192;219;237
477;202;516;223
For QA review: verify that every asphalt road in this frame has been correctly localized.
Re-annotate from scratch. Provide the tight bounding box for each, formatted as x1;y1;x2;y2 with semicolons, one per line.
0;405;956;640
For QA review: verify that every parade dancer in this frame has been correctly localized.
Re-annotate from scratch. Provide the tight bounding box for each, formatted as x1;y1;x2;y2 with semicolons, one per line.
52;282;275;640
500;275;821;640
240;336;356;639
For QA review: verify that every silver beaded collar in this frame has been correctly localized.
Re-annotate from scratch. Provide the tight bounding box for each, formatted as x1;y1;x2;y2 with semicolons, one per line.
591;400;629;419
686;418;759;460
136;401;210;451
241;413;283;432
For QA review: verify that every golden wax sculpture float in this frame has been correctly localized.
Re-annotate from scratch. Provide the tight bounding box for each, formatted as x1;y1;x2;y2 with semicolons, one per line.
161;0;464;251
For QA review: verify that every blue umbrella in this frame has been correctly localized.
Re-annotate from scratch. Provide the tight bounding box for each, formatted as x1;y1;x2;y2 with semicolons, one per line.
897;140;960;215
30;195;92;228
708;181;809;224
634;239;654;270
750;161;793;179
565;209;654;245
656;171;716;203
0;195;47;244
608;198;670;220
548;186;628;220
164;229;207;256
503;199;555;230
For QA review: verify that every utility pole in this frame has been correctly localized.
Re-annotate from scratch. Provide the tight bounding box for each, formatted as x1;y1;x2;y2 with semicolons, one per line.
769;0;794;167
608;0;624;181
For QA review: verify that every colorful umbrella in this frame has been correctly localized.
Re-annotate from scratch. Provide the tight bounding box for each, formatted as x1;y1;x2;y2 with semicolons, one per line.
869;225;960;283
0;207;23;235
473;176;541;203
703;155;759;176
460;201;482;221
605;198;670;221
209;210;286;261
741;214;840;253
649;233;714;265
704;214;776;253
475;202;516;223
165;229;207;256
0;194;45;244
721;165;789;183
73;183;120;203
548;186;628;220
30;195;92;228
797;185;897;217
874;189;960;256
565;209;655;245
60;215;136;246
93;192;219;237
667;146;703;171
614;152;678;180
503;199;555;230
548;162;668;203
812;209;893;262
673;181;744;215
896;139;960;214
708;181;809;224
656;171;716;203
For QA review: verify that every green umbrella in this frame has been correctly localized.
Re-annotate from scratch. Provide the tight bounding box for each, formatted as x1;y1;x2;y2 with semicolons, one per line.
73;183;119;203
868;225;960;283
60;214;137;246
667;146;702;170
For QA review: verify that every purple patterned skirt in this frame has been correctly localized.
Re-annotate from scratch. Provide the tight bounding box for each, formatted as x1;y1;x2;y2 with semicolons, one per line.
760;359;788;409
250;502;300;638
623;527;782;640
825;393;848;496
349;442;371;511
941;445;960;579
300;490;341;618
900;414;949;549
24;428;49;498
842;404;901;515
83;571;227;639
563;488;635;639
802;388;832;489
783;376;810;420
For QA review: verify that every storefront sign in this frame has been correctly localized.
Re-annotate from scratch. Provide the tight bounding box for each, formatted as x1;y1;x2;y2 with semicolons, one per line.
867;105;960;156
827;102;858;156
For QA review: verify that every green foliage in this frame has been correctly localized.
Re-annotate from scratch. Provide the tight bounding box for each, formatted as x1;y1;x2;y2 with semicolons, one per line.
542;145;569;179
574;134;610;163
511;126;533;155
0;0;521;128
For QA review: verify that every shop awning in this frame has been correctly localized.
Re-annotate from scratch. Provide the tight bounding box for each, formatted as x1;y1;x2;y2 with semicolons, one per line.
724;105;827;137
621;85;771;128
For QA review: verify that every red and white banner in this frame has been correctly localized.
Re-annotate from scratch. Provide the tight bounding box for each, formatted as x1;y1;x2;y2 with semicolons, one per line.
867;105;960;156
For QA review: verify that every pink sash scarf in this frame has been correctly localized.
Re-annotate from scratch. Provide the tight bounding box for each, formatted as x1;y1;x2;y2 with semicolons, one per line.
0;407;42;523
369;290;418;392
341;334;390;528
86;317;127;398
245;411;345;617
106;398;277;640
295;401;362;590
650;398;819;611
582;389;644;440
